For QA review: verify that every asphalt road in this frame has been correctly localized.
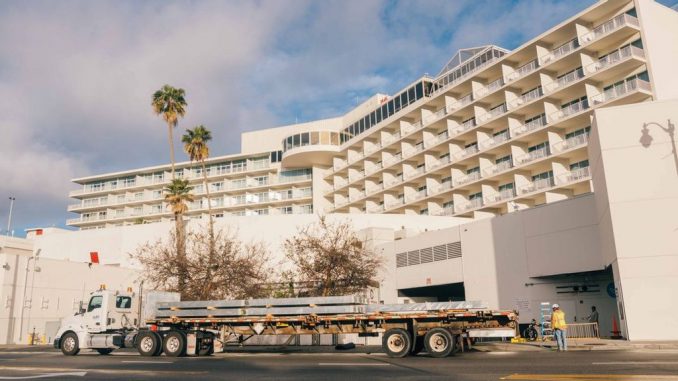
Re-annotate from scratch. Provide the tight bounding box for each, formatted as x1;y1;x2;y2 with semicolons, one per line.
0;347;677;380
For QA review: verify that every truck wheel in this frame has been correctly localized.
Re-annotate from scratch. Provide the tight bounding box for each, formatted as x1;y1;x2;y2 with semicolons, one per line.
137;332;161;357
382;328;411;358
198;343;213;356
61;333;80;356
96;348;114;355
163;331;187;357
411;336;425;355
424;328;454;358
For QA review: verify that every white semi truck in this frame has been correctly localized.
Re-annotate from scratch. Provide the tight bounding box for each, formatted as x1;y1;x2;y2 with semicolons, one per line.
54;287;517;358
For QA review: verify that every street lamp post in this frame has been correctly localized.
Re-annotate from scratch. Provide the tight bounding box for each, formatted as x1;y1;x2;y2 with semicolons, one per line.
6;197;15;236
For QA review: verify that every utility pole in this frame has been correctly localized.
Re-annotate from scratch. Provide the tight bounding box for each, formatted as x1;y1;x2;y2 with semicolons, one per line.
6;197;15;236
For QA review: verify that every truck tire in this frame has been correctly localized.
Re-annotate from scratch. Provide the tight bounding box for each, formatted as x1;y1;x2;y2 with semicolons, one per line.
424;328;454;358
411;336;425;355
382;328;411;358
96;348;114;355
137;331;161;357
60;332;80;356
198;343;213;356
163;331;187;357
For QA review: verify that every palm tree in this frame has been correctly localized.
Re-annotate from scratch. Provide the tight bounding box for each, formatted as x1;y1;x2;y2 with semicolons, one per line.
165;178;194;294
152;85;187;179
182;126;215;263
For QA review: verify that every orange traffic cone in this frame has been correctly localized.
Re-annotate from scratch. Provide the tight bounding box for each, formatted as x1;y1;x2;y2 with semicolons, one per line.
611;314;622;339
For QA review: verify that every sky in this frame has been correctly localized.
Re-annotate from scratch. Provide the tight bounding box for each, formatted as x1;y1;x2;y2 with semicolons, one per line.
0;0;676;236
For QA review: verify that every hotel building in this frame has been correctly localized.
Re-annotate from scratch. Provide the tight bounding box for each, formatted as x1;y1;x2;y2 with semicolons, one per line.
68;0;670;231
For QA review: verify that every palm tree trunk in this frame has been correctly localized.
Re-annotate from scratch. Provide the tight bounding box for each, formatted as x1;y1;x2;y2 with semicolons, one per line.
175;212;187;297
201;159;216;296
167;123;176;180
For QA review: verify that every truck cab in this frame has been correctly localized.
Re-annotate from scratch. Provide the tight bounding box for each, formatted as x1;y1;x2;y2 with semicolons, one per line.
54;288;139;355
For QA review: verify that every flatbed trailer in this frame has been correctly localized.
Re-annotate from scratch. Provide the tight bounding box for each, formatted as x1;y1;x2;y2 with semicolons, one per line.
54;289;517;358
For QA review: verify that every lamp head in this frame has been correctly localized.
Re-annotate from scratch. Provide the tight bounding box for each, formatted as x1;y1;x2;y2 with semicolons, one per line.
639;124;653;148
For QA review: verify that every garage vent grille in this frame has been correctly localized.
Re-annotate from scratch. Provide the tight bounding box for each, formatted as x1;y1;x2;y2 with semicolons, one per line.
395;241;462;268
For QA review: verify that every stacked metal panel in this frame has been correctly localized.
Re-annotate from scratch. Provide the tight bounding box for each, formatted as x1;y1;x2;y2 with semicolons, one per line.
153;296;485;318
154;295;367;318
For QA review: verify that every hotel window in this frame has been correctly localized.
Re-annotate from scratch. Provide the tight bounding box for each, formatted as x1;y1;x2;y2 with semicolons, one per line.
153;172;164;183
132;207;142;216
194;184;204;193
469;192;483;201
278;206;293;215
211;182;224;192
134;192;144;200
496;155;512;164
152;190;162;199
569;160;589;171
253;176;268;186
151;205;162;214
298;204;313;214
443;201;454;209
231;179;246;189
115;209;124;217
232;195;246;205
117;195;125;203
176;169;184;178
122;176;136;187
565;126;591;139
467;166;480;175
528;141;549;153
532;171;554;182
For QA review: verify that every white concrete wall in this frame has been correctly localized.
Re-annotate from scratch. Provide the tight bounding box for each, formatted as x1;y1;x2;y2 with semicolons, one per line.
591;98;678;340
636;0;678;100
35;214;467;269
0;248;139;344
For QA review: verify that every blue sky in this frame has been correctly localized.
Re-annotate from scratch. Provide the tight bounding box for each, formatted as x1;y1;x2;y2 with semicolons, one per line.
0;0;676;236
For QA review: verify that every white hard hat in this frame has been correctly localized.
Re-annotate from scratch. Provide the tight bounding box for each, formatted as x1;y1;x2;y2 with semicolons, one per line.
552;304;560;309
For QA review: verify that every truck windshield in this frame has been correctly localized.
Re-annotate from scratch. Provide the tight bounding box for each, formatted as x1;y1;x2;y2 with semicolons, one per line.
87;296;103;312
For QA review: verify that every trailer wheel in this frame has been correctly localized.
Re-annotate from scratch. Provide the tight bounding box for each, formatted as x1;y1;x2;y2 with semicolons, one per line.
60;332;80;356
411;336;425;355
382;328;411;358
424;328;454;358
137;331;161;357
163;331;187;357
96;348;114;355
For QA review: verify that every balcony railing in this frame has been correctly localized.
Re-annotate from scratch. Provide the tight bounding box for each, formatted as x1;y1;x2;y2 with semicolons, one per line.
455;144;479;159
579;13;639;44
455;118;477;135
406;189;428;203
430;155;451;170
368;204;385;213
590;78;651;105
484;188;516;204
454;171;481;186
550;99;590;122
518;176;555;195
544;68;585;93
552;133;589;153
512;115;547;137
585;45;644;76
541;38;580;64
387;174;404;187
479;130;510;150
431;181;453;195
460;198;484;212
385;198;405;210
479;103;508;123
404;166;426;180
475;78;504;98
557;167;591;184
507;59;539;82
483;160;513;176
516;147;550;165
433;206;455;216
367;183;384;195
509;87;543;108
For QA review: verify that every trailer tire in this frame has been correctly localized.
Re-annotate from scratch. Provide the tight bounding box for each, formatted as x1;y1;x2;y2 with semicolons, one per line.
137;331;161;357
163;331;187;357
411;336;425;355
60;332;80;356
382;328;411;358
96;348;114;355
424;328;454;358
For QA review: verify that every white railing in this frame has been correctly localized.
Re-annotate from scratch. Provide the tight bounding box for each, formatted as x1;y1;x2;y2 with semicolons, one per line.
479;103;508;123
541;38;580;64
508;59;539;82
406;189;428;203
585;45;644;75
509;87;543;108
512;115;547;136
484;188;516;204
367;183;384;195
557;167;591;185
432;54;504;97
476;78;504;98
455;118;477;134
405;166;426;179
454;171;481;186
455;144;479;159
580;13;639;44
430;155;451;170
518;177;554;195
350;191;366;202
368;204;385;213
550;99;589;122
552;133;589;153
483;160;513;176
516;147;550;165
544;68;585;93
433;206;455;216
385;198;405;210
365;162;383;175
590;78;650;105
479;130;510;149
431;181;453;194
387;175;404;187
460;197;484;211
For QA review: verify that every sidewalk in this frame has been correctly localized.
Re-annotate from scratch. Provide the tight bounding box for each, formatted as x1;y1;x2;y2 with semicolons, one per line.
474;338;678;352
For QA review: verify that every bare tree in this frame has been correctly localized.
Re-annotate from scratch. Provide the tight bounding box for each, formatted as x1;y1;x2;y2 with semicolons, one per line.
134;228;271;301
283;215;382;297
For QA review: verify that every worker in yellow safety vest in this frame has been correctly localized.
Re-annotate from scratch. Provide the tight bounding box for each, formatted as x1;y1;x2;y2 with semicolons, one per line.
551;304;567;351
